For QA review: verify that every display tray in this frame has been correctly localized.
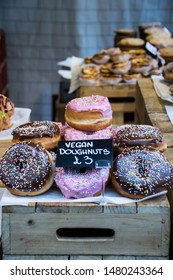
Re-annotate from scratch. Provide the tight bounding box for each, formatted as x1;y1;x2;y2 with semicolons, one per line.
0;185;167;206
0;107;31;140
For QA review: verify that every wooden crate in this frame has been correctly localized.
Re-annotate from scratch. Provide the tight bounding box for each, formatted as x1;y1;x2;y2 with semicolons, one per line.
1;195;170;260
136;78;173;259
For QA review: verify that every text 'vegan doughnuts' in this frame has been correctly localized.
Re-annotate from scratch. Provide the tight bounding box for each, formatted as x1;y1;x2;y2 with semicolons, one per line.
65;95;112;131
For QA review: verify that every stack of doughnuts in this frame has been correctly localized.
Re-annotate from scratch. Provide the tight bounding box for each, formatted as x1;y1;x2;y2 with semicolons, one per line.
54;95;113;199
0;94;14;131
80;47;160;85
1;93;172;200
110;124;173;199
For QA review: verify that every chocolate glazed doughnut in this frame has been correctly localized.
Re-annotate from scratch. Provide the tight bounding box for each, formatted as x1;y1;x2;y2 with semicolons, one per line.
0;142;54;196
12;121;62;150
112;124;167;152
111;147;173;199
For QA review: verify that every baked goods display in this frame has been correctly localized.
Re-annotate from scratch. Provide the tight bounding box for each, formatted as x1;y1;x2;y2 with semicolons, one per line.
65;95;113;131
54;167;110;199
11;121;62;150
0;99;172;199
112;124;167;152
80;48;160;86
0;94;14;131
111;147;173;199
0;142;54;196
162;62;173;83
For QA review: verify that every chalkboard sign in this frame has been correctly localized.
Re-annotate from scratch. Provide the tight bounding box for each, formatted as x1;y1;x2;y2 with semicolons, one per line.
56;139;113;168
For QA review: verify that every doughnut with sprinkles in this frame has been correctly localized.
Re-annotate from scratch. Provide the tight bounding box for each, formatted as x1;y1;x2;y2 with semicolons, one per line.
111;146;173;199
0;142;55;196
11;121;62;150
112;124;167;152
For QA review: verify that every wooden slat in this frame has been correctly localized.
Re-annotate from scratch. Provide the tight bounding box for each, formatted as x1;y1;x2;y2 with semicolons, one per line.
77;84;136;98
8;212;167;256
0;140;12;158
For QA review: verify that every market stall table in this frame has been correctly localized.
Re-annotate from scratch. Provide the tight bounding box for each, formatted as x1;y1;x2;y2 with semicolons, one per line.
0;188;170;260
136;77;173;259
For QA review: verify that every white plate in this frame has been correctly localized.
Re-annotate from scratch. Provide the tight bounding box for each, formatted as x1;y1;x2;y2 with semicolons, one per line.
0;107;31;140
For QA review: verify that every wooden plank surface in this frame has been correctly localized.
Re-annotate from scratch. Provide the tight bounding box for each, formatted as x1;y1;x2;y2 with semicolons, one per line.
136;78;173;259
0;139;12;158
77;84;136;98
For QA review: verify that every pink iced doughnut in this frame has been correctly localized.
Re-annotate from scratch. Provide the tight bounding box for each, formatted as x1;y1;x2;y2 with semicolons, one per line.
54;167;110;199
64;126;112;141
65;95;112;131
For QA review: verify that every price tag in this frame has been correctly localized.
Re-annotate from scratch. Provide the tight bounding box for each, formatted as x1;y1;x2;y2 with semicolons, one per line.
145;42;157;56
56;139;113;168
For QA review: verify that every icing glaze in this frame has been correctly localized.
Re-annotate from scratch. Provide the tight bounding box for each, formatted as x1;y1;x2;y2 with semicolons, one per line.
66;95;112;118
113;147;172;197
64;126;111;141
112;124;163;147
55;167;109;199
0;142;52;193
12;121;61;139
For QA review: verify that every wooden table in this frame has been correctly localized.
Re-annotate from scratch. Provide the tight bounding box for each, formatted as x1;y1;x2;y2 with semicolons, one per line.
136;78;173;259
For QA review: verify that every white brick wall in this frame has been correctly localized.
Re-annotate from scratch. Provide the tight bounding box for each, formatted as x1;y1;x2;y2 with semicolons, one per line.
0;0;173;121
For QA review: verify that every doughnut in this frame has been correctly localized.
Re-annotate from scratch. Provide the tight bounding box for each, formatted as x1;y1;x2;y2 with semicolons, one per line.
0;142;54;196
112;124;167;152
55;167;110;199
11;121;62;150
111;147;173;199
65;95;112;131
0;111;12;131
0;94;14;117
64;126;112;141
